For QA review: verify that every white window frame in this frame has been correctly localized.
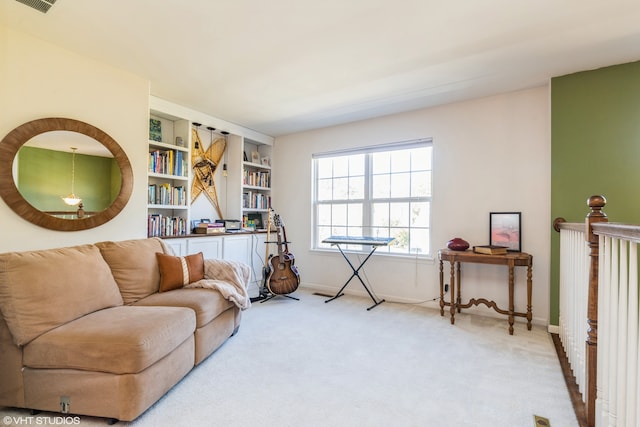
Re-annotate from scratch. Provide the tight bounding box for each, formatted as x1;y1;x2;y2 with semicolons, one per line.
312;139;432;257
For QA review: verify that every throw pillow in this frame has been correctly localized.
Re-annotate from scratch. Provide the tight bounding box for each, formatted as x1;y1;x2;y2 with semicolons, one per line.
156;252;205;292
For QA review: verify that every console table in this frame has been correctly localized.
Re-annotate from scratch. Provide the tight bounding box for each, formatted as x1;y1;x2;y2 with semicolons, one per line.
438;249;533;335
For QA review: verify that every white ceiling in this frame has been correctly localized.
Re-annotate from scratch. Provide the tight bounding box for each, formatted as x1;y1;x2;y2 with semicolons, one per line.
2;0;640;137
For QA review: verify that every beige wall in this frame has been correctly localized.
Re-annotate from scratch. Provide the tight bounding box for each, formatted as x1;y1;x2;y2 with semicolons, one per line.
0;26;149;252
0;25;552;325
273;86;552;325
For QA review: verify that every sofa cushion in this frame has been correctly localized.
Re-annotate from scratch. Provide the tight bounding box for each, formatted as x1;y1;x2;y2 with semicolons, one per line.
156;252;204;292
133;288;233;328
96;238;167;304
0;244;123;346
23;306;196;374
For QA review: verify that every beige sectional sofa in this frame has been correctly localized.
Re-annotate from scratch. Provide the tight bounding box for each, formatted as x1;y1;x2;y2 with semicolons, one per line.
0;238;250;422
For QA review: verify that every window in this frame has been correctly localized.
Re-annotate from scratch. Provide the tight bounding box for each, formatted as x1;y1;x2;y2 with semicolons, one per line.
313;139;432;256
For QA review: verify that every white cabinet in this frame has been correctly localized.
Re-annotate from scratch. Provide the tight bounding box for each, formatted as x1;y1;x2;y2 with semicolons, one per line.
222;235;251;263
183;234;254;264
187;236;222;259
164;238;188;256
248;232;269;294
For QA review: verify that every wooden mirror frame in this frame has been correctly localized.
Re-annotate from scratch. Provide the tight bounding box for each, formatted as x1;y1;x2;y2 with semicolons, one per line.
0;118;133;231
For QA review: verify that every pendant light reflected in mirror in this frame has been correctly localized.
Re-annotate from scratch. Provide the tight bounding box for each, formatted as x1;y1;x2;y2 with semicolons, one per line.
61;147;82;206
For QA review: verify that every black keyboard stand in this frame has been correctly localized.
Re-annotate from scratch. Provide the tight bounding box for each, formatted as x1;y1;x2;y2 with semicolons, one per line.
322;236;393;310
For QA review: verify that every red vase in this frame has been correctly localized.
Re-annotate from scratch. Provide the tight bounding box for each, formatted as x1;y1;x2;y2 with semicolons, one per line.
447;237;469;251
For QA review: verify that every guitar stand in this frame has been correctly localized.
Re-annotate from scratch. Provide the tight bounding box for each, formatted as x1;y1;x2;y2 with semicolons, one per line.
260;293;300;303
325;243;385;311
258;252;300;304
258;211;301;303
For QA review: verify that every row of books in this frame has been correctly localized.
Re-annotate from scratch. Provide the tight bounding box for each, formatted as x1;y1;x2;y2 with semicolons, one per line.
193;222;226;234
243;170;270;188
148;183;186;206
242;191;271;210
147;214;188;237
148;149;188;177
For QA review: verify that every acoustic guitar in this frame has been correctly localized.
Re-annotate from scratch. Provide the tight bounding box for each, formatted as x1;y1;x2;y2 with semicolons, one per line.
266;213;300;295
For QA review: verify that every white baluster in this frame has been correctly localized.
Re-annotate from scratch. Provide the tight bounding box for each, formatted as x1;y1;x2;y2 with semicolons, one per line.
616;239;628;426
626;241;638;426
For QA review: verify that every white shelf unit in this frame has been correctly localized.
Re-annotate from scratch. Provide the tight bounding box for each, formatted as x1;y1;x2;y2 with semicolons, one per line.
240;138;272;228
148;96;275;238
147;114;191;237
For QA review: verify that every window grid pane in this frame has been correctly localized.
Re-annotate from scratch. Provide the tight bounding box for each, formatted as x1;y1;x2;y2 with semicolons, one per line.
314;141;432;256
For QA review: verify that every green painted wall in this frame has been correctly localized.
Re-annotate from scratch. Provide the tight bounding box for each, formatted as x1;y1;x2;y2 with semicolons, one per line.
17;147;120;213
550;60;640;324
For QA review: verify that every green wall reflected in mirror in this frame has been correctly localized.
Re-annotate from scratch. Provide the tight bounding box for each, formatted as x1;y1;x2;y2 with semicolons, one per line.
17;146;121;214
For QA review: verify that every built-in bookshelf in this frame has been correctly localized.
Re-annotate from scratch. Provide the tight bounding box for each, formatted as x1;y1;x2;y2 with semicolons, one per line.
147;114;190;237
148;96;275;238
241;138;272;228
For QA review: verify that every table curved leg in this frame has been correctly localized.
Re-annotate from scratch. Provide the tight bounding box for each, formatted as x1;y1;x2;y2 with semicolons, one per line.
449;261;456;324
527;261;533;330
439;259;444;316
508;265;515;335
456;262;462;313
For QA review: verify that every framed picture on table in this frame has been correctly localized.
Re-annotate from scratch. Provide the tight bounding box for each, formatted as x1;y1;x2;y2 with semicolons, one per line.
489;212;521;252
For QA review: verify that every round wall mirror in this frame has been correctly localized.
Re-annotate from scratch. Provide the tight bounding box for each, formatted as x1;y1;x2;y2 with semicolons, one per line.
0;118;133;231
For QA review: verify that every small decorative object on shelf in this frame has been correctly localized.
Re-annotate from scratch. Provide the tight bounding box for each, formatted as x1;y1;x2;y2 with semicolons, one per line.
149;118;162;142
447;237;469;251
251;151;260;164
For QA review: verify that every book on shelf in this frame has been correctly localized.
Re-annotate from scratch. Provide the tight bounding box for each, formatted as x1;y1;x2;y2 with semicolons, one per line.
472;245;509;255
193;222;225;234
147;214;187;237
148;149;187;177
242;191;271;210
243;170;270;188
148;184;185;206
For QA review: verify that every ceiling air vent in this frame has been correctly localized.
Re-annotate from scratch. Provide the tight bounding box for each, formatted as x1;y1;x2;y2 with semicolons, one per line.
15;0;57;13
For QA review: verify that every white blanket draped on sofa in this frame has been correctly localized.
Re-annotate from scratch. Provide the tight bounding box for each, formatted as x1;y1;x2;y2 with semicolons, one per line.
186;259;252;310
158;238;251;310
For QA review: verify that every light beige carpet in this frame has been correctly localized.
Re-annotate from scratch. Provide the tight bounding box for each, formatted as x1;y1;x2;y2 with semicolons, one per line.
1;288;578;426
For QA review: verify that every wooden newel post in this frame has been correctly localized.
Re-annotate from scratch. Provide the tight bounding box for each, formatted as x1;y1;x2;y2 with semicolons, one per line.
585;194;607;427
